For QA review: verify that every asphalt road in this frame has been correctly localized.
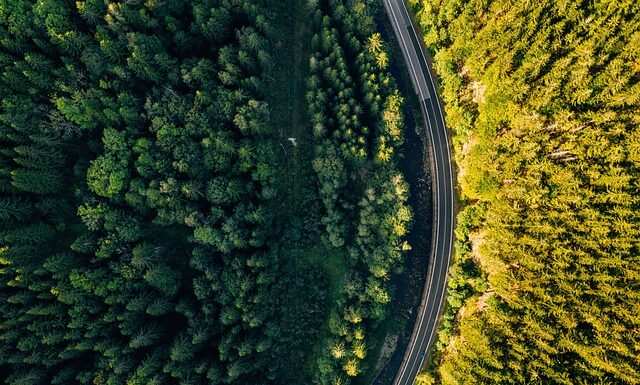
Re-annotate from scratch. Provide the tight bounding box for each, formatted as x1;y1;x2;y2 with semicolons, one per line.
382;0;455;384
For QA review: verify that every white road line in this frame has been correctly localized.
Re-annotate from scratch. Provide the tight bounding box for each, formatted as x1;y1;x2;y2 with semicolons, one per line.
386;1;445;383
387;1;456;384
384;0;425;102
397;0;455;357
384;1;439;384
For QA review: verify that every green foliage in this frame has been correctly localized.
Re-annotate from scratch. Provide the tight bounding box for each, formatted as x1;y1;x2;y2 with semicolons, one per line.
0;197;33;223
0;0;281;383
11;168;63;195
87;154;128;198
304;1;413;384
0;1;411;384
411;0;640;383
312;145;348;247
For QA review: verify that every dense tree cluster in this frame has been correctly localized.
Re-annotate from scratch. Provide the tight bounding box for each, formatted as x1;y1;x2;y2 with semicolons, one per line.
410;0;640;383
306;1;412;383
0;0;412;384
0;0;282;384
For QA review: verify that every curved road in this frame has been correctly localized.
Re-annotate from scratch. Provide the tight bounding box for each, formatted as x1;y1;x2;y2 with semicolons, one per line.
382;1;455;384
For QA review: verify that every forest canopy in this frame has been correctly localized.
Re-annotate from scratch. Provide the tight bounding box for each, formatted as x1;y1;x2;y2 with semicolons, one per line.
0;1;411;385
409;0;640;384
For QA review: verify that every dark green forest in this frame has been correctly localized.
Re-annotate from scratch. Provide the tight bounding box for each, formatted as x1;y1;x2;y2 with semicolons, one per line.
409;0;640;384
0;1;411;385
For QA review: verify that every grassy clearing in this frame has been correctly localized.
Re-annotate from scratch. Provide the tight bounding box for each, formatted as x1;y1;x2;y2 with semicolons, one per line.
287;244;349;379
265;0;353;379
277;244;349;381
266;0;314;215
291;245;349;303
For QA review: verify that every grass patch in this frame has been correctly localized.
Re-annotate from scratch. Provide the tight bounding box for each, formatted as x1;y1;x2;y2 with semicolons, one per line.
266;0;314;216
276;245;349;382
290;245;349;303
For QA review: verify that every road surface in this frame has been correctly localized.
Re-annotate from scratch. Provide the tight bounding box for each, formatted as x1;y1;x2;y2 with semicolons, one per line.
382;0;455;384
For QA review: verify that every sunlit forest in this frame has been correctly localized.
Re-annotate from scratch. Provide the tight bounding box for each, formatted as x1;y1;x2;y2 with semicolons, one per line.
410;0;640;383
0;1;411;384
4;0;634;383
